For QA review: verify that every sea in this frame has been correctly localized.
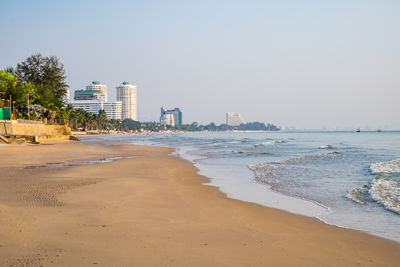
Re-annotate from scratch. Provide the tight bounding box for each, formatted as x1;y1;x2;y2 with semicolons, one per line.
82;131;400;243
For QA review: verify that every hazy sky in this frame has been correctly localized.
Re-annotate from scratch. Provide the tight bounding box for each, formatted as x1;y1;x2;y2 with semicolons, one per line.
1;0;399;129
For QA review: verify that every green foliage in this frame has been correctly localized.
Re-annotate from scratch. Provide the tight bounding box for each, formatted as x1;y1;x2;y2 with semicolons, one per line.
141;121;163;132
14;53;68;109
266;123;280;131
68;108;90;130
0;70;39;117
108;119;122;131
204;122;217;131
2;54;68;120
0;70;17;98
121;118;141;132
237;122;267;131
97;109;108;130
63;103;280;133
11;81;37;110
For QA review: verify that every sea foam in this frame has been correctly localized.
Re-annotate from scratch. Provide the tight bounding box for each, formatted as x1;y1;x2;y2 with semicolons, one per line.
370;158;400;174
370;177;400;214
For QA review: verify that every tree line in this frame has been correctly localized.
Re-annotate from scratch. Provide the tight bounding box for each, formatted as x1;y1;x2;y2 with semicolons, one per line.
1;53;67;120
173;121;280;132
1;53;280;132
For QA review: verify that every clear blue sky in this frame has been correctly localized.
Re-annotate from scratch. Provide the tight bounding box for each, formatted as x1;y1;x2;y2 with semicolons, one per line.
1;0;399;129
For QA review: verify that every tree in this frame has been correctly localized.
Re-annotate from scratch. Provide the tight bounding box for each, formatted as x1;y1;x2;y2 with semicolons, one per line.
0;70;38;116
97;109;108;130
121;118;141;131
266;123;280;131
218;124;233;131
204;122;217;131
238;122;267;131
15;54;68;110
68;108;87;130
108;119;121;131
10;81;37;111
0;70;17;98
84;112;97;130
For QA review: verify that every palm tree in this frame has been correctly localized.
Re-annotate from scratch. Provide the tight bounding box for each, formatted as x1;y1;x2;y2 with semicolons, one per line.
97;109;108;131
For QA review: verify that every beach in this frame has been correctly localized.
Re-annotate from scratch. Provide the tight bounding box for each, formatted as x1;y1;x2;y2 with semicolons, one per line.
0;141;399;266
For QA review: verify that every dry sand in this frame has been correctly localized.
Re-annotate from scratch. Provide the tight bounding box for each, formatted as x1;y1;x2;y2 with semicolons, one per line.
0;141;399;266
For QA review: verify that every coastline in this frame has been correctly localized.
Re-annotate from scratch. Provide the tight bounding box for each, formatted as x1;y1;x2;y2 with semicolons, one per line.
152;131;400;243
0;141;399;266
174;145;331;217
175;144;400;243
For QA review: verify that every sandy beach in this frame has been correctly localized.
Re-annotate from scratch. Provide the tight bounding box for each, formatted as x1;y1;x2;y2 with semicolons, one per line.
0;141;399;266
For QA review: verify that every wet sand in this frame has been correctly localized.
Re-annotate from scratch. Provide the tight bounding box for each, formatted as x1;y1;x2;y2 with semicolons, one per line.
0;141;399;266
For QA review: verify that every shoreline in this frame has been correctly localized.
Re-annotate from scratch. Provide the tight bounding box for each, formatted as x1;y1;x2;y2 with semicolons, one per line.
164;143;399;243
0;141;399;266
174;145;332;217
152;135;400;244
84;137;400;242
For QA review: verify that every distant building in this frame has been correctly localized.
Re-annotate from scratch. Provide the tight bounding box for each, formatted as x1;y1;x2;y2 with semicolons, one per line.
64;90;70;104
70;100;122;120
226;112;245;126
160;107;182;127
116;82;137;121
74;81;108;102
162;113;175;126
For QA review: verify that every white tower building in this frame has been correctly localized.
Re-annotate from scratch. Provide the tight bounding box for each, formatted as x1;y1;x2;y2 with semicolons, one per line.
226;112;246;126
71;100;122;120
116;82;137;120
75;81;108;102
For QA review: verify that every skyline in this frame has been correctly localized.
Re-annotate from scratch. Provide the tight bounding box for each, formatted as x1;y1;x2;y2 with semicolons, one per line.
1;0;399;129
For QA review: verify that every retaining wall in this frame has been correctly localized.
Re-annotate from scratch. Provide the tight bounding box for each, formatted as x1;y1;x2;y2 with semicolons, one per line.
0;120;71;136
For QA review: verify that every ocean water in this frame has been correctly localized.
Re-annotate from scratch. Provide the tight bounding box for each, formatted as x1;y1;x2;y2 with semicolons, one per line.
82;131;400;242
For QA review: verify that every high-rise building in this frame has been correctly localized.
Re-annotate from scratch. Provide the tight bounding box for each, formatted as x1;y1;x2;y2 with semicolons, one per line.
226;112;246;126
64;89;70;104
116;82;137;121
74;81;108;102
70;81;122;120
70;100;122;120
160;107;182;127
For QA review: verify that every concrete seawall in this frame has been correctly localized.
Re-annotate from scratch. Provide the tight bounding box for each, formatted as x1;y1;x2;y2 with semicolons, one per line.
0;120;72;143
0;120;71;136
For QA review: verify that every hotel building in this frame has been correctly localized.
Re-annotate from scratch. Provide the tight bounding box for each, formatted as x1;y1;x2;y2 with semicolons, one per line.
74;81;108;102
116;82;137;120
160;107;182;127
226;112;246;126
71;100;122;120
71;81;122;120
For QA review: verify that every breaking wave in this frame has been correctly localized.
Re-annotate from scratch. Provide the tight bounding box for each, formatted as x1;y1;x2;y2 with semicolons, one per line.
233;140;284;155
346;185;369;205
348;158;400;214
249;151;341;191
262;140;285;145
319;145;334;149
370;177;400;214
369;158;400;214
370;158;400;174
274;151;340;164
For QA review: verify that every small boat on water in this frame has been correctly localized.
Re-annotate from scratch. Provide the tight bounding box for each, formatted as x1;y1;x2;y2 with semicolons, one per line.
356;128;360;132
377;129;382;132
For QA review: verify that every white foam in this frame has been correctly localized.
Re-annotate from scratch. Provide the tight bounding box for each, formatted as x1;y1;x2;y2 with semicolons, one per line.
319;145;334;149
197;164;329;218
370;159;400;174
175;148;329;218
346;186;368;205
262;140;283;145
370;178;400;214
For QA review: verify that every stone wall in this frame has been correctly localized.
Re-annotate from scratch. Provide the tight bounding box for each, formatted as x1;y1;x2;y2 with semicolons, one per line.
0;120;71;136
